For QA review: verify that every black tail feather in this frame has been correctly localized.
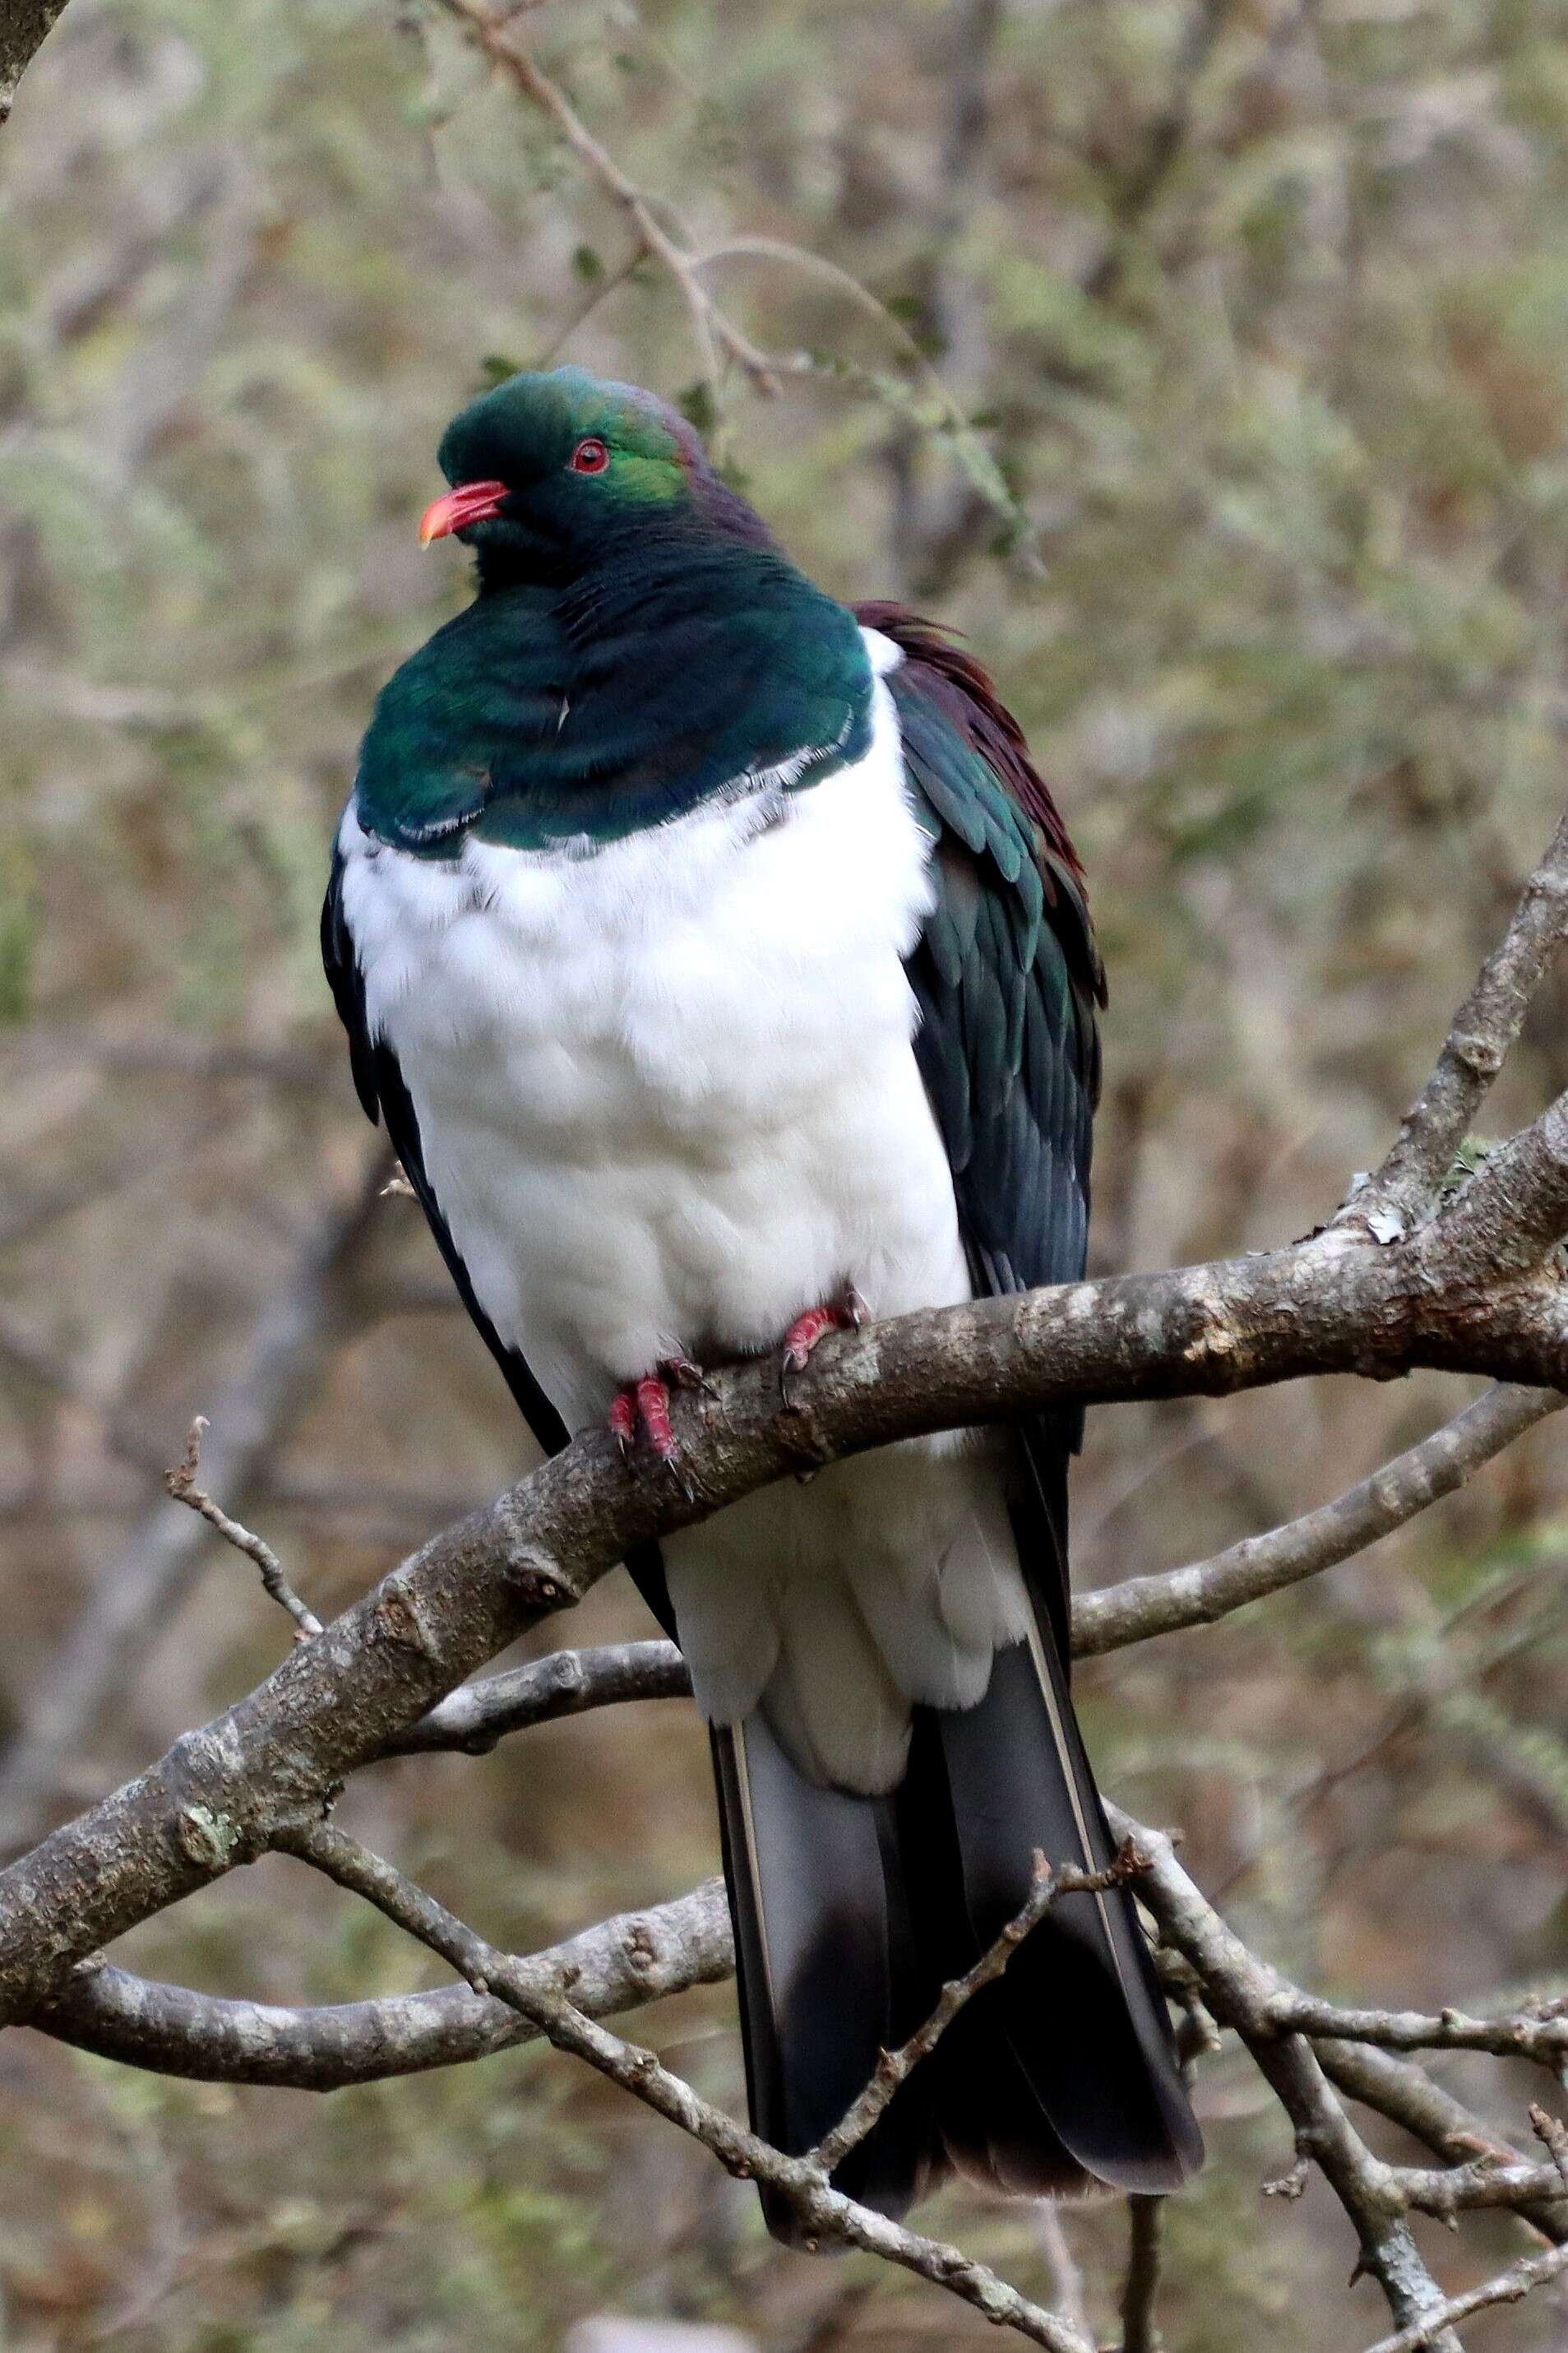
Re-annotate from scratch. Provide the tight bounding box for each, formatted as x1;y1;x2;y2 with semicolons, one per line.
711;1714;938;2238
710;1597;1201;2238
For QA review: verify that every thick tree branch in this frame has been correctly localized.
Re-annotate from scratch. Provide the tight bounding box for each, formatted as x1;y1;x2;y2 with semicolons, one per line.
0;0;68;126
372;1377;1568;1762
1427;1089;1568;1277
36;1879;733;2087
2;1211;1566;2031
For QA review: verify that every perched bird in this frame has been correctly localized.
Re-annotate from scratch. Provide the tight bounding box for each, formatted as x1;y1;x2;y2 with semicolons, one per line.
323;366;1202;2233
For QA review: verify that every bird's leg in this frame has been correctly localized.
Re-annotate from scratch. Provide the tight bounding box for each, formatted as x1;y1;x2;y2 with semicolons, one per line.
779;1285;867;1404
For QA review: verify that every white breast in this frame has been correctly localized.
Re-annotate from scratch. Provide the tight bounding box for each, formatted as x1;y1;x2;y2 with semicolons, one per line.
338;632;1029;1792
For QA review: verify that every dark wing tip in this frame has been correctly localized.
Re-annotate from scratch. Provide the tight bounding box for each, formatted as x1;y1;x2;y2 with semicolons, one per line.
321;845;383;1126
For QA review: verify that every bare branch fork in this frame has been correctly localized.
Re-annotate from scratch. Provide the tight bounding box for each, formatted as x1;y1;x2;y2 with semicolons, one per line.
7;800;1568;2341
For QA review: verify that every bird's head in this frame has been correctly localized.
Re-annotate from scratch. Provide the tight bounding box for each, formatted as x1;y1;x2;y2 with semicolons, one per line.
419;366;775;581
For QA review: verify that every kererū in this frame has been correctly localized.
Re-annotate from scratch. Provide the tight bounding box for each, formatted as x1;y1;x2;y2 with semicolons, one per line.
322;366;1202;2234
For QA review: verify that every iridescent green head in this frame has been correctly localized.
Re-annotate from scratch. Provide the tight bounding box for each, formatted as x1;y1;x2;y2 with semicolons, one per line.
419;366;773;581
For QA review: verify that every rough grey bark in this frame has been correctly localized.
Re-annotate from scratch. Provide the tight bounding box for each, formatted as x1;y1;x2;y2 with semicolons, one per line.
2;1202;1568;2032
37;1879;733;2087
0;0;69;126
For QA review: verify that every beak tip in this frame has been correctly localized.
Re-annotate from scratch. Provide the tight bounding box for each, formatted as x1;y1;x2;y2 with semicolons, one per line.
418;479;508;548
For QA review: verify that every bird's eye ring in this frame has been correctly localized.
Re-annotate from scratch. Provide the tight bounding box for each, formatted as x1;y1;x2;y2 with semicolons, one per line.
570;438;610;475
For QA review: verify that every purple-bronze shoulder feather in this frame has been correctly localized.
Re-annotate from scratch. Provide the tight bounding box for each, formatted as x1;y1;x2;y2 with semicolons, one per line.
853;600;1106;1007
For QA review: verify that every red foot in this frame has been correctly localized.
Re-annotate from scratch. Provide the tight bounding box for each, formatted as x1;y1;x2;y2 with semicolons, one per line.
607;1357;713;1490
779;1287;867;1401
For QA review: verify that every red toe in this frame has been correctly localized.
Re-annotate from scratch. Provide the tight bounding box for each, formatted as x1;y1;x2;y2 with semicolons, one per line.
635;1374;678;1461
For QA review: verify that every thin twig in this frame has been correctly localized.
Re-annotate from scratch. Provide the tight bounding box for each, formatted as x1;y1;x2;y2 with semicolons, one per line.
164;1417;322;1641
690;238;1020;534
428;0;778;396
1117;2194;1164;2353
0;1146;386;1845
1533;2103;1568;2194
277;1819;1094;2353
1360;2241;1568;2353
1339;799;1568;1241
534;238;649;368
1109;1807;1464;2351
812;1841;1149;2177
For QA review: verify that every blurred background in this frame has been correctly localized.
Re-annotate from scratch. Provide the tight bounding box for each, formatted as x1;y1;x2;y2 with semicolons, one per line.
5;0;1568;2344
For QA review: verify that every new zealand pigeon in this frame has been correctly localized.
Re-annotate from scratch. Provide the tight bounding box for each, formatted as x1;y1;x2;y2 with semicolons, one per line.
323;366;1202;2234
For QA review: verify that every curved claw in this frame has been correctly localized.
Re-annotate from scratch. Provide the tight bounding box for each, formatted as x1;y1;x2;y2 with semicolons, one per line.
608;1359;710;1491
778;1287;868;1406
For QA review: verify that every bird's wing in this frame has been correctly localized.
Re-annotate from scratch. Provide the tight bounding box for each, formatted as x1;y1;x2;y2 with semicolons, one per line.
859;604;1103;1660
321;841;571;1463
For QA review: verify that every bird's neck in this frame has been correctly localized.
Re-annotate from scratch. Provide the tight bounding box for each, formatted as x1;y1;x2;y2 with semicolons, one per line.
358;534;874;856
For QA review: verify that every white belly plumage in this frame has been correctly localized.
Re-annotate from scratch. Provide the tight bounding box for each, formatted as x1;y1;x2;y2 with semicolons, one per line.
337;642;1028;1791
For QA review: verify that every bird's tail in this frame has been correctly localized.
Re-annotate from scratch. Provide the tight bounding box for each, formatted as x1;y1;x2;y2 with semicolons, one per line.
710;1601;1202;2239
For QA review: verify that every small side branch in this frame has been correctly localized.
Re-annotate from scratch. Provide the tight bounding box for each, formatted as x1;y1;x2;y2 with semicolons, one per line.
1316;2042;1568;2242
165;1416;322;1640
812;1841;1149;2177
37;1878;735;2089
1074;1383;1563;1657
1262;1990;1568;2069
277;1818;1095;2353
1109;1807;1464;2352
1361;2241;1568;2353
384;1639;687;1756
1341;800;1568;1240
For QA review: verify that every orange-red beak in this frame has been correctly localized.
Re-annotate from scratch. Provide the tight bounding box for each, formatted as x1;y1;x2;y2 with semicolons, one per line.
419;479;509;546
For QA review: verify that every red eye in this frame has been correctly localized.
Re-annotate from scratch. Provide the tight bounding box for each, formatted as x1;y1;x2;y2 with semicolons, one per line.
570;438;610;475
